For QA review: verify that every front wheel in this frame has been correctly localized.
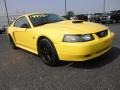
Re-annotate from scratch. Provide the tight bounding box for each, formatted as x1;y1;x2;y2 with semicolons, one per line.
0;31;2;34
38;39;60;66
111;19;116;23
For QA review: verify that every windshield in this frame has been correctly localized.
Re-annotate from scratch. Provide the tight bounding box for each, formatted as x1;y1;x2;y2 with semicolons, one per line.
29;14;65;27
106;11;116;15
94;13;103;16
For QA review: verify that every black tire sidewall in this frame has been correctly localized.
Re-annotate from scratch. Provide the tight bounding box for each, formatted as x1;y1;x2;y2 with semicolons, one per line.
39;39;59;66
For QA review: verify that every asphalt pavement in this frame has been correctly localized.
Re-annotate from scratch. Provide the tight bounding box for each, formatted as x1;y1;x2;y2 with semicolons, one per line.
0;23;120;90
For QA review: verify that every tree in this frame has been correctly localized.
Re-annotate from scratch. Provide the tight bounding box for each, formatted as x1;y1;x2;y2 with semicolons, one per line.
66;11;74;16
66;11;75;19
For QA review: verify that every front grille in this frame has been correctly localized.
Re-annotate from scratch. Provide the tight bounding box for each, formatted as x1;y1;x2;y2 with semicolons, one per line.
96;30;108;38
101;17;108;20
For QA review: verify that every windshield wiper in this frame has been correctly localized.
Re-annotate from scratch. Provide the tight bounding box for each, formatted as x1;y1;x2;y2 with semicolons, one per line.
48;20;64;23
34;22;49;27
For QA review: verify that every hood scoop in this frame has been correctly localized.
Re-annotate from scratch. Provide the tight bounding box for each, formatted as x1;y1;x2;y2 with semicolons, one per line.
72;20;83;24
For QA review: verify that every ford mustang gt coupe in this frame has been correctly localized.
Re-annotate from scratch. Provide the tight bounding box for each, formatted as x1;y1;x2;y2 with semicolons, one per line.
7;13;114;66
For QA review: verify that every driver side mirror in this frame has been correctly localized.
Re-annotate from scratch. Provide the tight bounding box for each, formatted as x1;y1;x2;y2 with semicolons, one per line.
21;24;30;28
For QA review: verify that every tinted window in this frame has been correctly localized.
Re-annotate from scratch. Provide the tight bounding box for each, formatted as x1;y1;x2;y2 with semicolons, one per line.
14;16;30;28
117;11;120;15
29;14;65;27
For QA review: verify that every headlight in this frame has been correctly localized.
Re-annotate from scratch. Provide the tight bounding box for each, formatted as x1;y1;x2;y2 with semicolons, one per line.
108;16;111;19
100;17;102;19
63;34;94;42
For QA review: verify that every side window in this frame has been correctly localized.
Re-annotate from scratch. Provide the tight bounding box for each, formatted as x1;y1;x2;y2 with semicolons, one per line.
14;16;30;28
118;12;120;15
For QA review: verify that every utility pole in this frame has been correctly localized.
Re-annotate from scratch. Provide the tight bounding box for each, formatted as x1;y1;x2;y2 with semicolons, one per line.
103;0;106;13
65;0;67;14
3;0;9;25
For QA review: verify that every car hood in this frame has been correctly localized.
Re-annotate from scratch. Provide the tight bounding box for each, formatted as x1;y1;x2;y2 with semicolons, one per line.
38;20;108;34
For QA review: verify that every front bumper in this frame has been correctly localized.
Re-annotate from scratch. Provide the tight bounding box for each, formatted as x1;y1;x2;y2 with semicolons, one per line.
100;18;112;22
55;32;114;61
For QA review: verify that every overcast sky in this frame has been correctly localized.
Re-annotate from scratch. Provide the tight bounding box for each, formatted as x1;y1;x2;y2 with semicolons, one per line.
0;0;120;15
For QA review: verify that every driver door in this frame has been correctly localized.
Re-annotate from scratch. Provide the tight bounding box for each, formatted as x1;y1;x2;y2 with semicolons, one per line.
13;16;35;50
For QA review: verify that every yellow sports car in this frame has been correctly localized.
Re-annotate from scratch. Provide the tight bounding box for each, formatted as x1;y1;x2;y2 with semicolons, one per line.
7;13;114;66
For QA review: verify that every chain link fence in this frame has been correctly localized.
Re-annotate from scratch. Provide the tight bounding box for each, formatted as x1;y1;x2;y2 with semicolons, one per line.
0;15;20;28
0;16;7;27
0;15;19;34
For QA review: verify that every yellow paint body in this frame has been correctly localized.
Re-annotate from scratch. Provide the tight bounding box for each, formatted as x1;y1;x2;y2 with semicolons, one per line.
8;13;114;61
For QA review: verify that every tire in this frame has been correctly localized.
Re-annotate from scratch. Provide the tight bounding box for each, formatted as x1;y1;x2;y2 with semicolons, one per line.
101;21;105;24
111;19;116;23
38;39;60;66
9;36;18;49
116;20;119;23
0;31;2;34
110;20;113;24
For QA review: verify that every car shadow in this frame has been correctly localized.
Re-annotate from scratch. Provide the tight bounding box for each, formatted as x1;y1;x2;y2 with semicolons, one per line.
70;46;120;69
16;46;120;68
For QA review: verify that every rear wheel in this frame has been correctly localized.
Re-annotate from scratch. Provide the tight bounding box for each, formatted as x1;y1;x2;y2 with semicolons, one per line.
9;36;18;49
0;31;2;34
116;20;119;23
38;39;60;66
111;19;116;23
